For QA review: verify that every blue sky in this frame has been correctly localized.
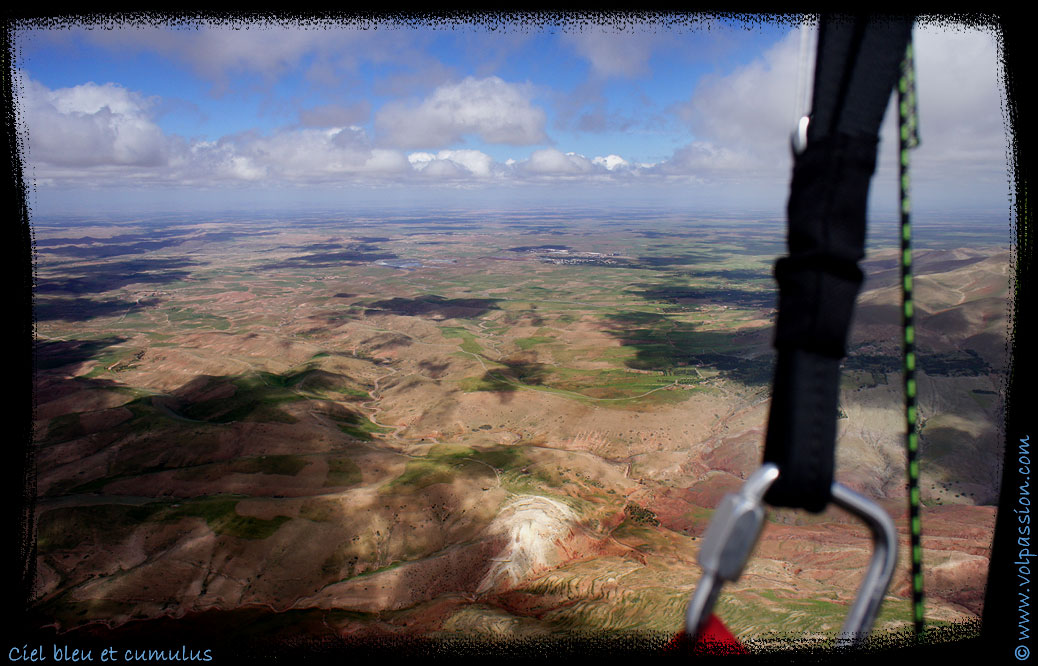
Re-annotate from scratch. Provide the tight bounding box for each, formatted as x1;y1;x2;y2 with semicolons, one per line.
13;16;1010;218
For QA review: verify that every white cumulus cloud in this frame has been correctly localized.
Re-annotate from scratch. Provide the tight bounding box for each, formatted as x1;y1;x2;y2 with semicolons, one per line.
661;22;1007;203
17;73;417;186
880;24;1008;188
375;76;548;149
408;149;496;179
592;154;630;171
669;27;803;178
521;148;595;176
195;127;410;183
18;74;172;168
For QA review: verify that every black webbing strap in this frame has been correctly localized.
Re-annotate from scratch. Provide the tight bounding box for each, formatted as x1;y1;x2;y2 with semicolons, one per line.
762;16;913;512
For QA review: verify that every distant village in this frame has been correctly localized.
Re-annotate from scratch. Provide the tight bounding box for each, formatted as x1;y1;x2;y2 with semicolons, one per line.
529;247;627;266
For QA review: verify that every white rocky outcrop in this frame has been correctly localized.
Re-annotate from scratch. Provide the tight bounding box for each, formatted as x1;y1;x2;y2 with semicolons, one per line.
477;494;577;594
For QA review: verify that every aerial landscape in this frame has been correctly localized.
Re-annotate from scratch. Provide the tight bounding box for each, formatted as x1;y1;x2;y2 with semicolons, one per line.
30;208;1008;647
15;14;1012;656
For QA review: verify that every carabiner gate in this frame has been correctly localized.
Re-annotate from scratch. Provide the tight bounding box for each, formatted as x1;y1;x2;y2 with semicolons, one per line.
685;463;899;649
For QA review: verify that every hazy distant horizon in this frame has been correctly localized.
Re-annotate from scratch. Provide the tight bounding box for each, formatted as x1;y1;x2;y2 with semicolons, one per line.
27;195;1013;229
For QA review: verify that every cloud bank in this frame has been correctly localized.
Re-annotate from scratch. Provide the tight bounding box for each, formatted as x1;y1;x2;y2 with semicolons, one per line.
16;23;1008;213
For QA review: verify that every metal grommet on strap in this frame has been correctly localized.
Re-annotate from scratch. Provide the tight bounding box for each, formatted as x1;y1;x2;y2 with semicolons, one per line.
792;114;811;155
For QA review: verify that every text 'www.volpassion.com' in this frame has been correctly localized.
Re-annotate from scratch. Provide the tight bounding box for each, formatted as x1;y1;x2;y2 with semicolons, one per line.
1015;435;1033;660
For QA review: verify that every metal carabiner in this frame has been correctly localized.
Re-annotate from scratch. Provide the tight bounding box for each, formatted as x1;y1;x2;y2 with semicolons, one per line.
685;463;899;649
